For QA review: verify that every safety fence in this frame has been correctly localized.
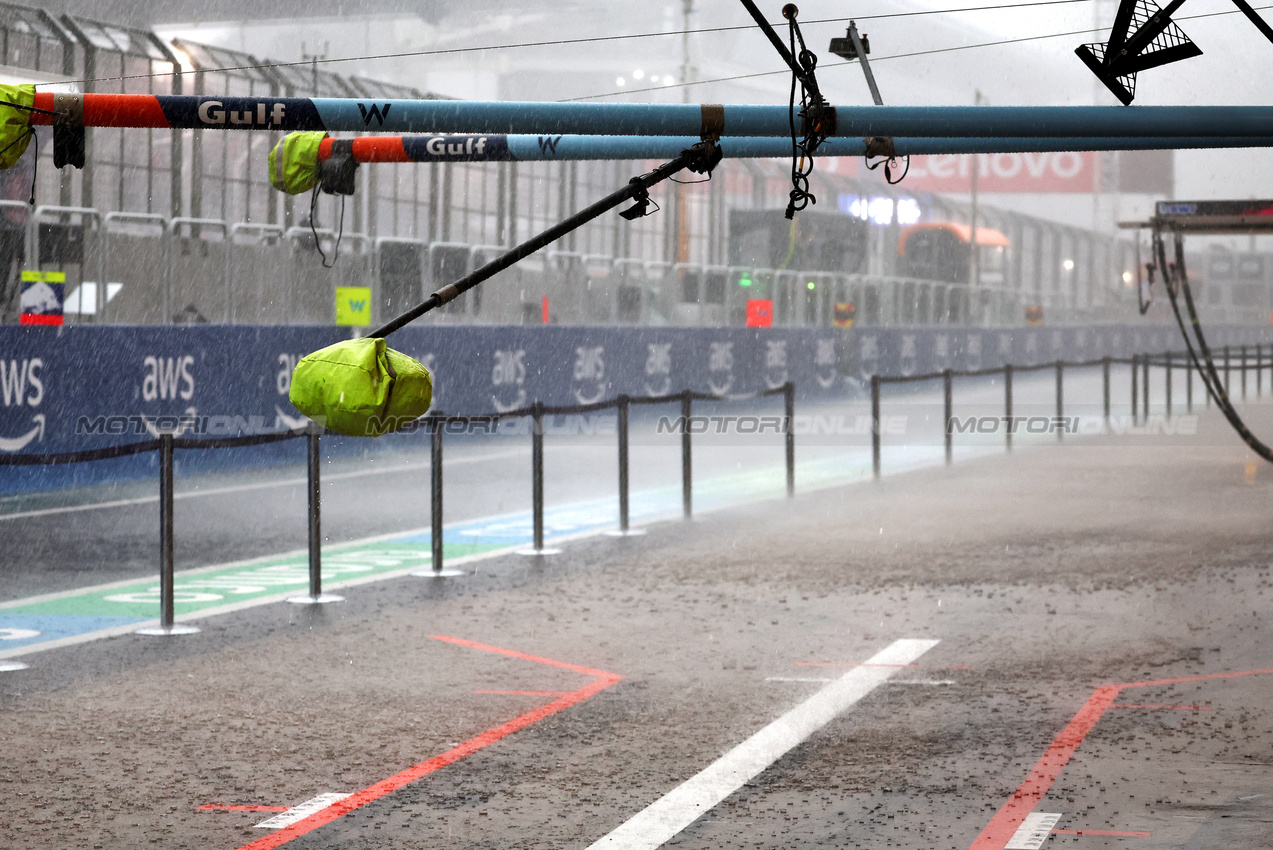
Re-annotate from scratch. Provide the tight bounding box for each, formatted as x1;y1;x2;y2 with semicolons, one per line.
870;343;1272;476
10;200;1056;329
0;383;794;637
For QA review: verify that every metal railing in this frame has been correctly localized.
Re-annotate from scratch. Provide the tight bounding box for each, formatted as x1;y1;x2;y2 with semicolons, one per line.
9;202;1156;329
869;344;1273;476
0;383;795;649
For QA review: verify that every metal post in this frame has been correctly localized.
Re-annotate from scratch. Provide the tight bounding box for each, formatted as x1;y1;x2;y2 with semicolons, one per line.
289;427;345;601
605;395;644;537
1165;351;1172;417
1224;345;1231;396
1135;353;1145;422
1241;344;1248;401
1005;364;1014;452
1101;357;1110;427
1142;353;1150;418
784;381;795;496
871;375;881;479
943;369;953;465
518;402;559;555
415;414;467;573
1187;351;1194;412
1258;344;1264;397
681;390;693;518
1055;360;1064;442
159;433;175;625
137;433;199;636
618;395;630;530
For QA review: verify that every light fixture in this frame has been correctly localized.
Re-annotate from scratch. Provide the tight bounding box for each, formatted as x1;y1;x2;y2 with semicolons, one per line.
1122;270;1132;283
616;77;626;87
632;69;645;80
1063;259;1075;271
649;75;660;83
806;281;816;290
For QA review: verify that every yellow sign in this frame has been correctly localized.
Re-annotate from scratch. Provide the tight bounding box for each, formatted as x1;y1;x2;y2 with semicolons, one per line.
336;286;372;326
21;270;66;284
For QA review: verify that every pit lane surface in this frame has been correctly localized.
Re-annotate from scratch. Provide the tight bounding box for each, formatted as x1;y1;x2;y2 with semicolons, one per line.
2;378;1271;850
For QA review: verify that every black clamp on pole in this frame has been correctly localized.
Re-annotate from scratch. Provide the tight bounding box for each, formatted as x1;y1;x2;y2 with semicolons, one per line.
320;139;359;195
52;92;85;170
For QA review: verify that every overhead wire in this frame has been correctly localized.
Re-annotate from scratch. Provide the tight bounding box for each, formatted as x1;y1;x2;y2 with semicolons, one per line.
566;1;1273;101
53;0;1095;89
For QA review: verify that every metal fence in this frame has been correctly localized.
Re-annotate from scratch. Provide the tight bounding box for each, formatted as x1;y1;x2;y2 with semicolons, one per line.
0;382;795;645
869;344;1273;475
6;200;1112;329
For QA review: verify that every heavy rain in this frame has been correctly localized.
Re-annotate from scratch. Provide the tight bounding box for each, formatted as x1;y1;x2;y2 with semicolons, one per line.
2;1;1272;849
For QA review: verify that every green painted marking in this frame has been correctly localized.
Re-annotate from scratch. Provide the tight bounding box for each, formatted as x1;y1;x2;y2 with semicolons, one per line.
7;541;502;619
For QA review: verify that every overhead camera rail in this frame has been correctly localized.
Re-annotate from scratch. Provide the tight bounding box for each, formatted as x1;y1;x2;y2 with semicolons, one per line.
1078;0;1273;104
1121;200;1273;461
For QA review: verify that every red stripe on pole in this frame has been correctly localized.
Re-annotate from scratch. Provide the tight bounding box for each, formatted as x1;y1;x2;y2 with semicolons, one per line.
318;136;409;163
30;93;170;128
232;635;621;850
351;136;410;162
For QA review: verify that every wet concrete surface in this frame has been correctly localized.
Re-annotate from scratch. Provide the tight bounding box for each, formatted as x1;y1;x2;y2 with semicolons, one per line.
2;397;1272;850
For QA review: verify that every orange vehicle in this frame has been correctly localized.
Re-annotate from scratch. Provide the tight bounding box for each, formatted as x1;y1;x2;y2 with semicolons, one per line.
897;222;1009;285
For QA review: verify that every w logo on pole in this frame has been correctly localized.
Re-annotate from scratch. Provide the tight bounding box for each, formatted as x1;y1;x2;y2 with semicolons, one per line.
358;103;392;126
537;135;563;155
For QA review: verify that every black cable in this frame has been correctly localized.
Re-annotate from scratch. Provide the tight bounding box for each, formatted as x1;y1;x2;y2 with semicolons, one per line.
1156;227;1273;462
54;0;1097;89
309;184;345;269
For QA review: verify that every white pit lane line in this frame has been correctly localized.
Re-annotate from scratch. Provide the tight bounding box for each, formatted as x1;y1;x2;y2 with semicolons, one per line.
588;638;940;850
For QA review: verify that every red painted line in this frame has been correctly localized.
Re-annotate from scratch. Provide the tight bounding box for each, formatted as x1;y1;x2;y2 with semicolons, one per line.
971;667;1273;850
969;684;1121;850
1053;828;1152;837
232;635;621;850
200;805;289;813
1111;703;1210;710
475;690;572;696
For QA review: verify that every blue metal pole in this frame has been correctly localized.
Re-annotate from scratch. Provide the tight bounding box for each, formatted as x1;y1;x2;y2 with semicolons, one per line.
305;101;1273;138
42;94;1273;140
347;133;1273;164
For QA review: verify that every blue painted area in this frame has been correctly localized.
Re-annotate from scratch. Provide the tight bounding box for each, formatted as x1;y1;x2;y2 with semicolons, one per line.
0;613;148;649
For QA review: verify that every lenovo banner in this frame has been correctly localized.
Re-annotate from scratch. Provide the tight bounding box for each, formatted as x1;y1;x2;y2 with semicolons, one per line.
897;152;1097;194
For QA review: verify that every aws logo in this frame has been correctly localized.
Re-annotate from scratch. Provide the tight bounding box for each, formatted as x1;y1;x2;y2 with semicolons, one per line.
1;358;43;407
0;359;45;452
141;355;195;402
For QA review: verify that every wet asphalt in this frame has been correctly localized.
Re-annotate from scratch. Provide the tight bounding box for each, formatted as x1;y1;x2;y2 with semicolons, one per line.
1;382;1272;850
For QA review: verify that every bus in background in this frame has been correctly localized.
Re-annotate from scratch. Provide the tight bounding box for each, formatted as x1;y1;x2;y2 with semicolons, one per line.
897;222;1009;285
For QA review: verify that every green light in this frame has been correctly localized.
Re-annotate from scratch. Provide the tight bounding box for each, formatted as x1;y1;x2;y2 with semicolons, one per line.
738;275;753;288
806;281;816;290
